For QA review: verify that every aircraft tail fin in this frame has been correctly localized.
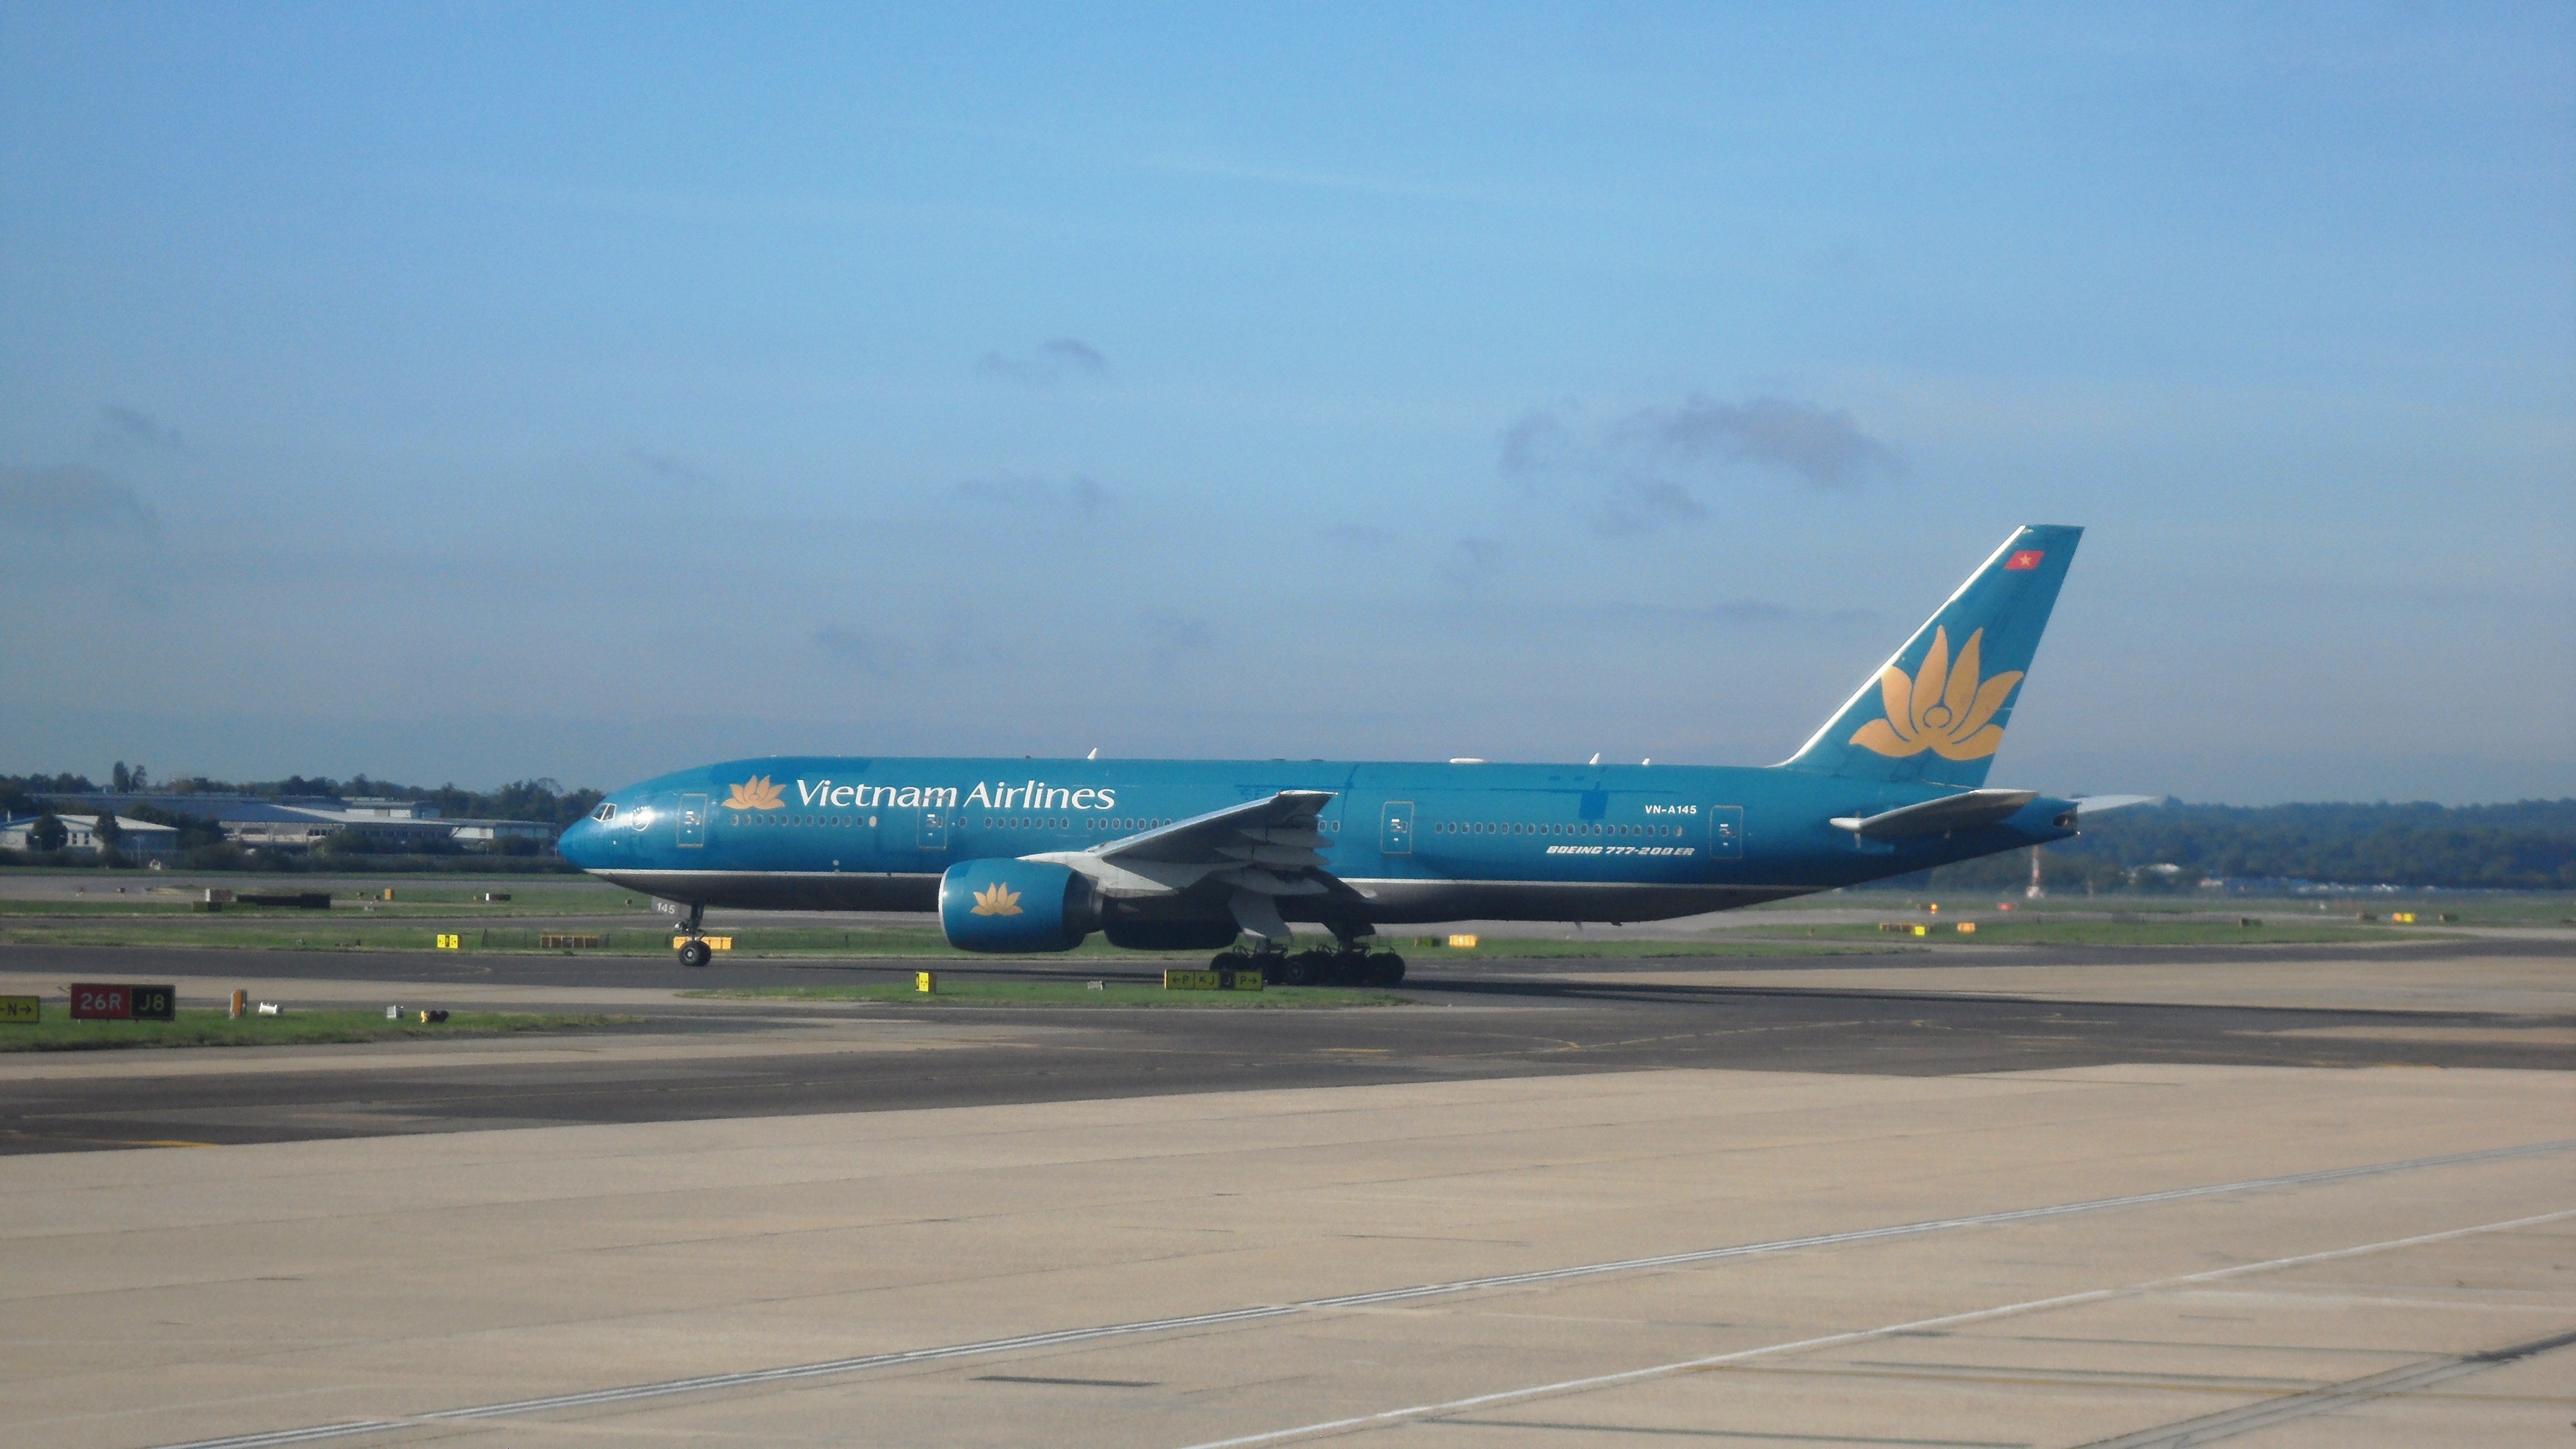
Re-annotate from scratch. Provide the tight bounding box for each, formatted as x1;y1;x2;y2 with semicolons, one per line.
1778;524;2082;789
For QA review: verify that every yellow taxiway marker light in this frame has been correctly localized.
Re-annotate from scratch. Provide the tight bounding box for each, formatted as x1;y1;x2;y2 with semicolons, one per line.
670;936;733;951
1955;921;1977;934
1446;934;1479;949
2391;912;2418;924
915;970;936;993
434;934;461;950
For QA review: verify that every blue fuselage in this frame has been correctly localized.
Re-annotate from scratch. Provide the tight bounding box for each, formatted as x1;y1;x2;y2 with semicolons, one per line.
558;756;2077;925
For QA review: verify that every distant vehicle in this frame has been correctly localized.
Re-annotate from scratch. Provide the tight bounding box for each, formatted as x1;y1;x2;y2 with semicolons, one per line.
562;525;2141;978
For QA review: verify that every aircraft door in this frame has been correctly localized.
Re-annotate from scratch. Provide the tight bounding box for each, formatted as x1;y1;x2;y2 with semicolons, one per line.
1707;805;1743;860
918;808;950;853
677;793;708;849
1379;800;1414;856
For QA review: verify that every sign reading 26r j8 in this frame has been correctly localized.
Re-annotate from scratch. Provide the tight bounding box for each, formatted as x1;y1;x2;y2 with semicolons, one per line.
724;773;1120;813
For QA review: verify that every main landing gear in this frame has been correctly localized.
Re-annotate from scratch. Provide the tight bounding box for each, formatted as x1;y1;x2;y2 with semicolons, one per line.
1211;935;1405;987
674;903;712;969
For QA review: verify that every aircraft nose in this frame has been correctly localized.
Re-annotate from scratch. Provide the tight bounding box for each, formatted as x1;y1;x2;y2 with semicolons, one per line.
558;817;602;868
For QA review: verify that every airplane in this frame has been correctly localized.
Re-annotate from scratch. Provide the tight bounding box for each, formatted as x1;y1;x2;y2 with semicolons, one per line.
559;524;2143;980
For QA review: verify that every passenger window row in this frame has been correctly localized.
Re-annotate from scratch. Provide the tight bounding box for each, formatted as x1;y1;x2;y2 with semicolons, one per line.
1433;821;1684;837
982;817;1171;830
718;813;1190;832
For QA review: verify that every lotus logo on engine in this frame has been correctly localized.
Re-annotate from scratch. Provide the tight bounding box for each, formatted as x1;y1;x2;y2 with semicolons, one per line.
969;882;1022;917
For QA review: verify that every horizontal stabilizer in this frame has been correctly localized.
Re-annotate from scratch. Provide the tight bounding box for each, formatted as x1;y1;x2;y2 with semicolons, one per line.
1830;789;2038;839
2072;794;2160;816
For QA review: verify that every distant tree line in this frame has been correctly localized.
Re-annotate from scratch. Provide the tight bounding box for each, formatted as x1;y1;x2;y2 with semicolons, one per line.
0;766;603;828
0;766;603;873
1882;798;2576;893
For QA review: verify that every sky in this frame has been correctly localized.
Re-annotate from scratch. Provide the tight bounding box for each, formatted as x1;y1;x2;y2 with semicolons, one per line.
2;3;2570;804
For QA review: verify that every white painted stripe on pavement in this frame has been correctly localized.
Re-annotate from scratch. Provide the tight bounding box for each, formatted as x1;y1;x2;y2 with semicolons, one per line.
150;1136;2574;1449
1169;1208;2576;1449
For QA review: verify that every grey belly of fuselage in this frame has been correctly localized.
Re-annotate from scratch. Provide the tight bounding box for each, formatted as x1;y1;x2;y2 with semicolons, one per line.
584;869;1810;924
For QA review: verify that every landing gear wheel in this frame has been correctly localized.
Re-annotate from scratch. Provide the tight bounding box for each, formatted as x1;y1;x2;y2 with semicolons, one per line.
678;939;712;969
1364;951;1406;987
1275;953;1314;987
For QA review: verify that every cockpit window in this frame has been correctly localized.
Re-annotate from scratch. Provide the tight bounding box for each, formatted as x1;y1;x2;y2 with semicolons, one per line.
592;803;617;822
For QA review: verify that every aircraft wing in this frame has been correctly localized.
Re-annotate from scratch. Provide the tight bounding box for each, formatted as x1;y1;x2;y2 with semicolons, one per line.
1024;790;1352;905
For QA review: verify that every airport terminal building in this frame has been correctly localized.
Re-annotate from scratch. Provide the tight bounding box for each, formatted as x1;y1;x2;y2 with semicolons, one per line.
0;812;181;861
29;792;558;855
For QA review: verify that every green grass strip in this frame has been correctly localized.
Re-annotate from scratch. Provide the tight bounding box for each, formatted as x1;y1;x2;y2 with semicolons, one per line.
1766;920;2466;946
0;1008;631;1052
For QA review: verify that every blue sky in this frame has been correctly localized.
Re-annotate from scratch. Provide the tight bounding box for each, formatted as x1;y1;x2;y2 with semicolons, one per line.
2;3;2569;803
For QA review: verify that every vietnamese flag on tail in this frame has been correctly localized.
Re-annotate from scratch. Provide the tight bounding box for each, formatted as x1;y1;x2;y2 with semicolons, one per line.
2004;550;2045;571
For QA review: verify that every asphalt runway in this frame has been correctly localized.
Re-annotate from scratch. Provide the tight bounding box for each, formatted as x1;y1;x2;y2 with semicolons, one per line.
7;935;2573;1447
3;937;2570;1155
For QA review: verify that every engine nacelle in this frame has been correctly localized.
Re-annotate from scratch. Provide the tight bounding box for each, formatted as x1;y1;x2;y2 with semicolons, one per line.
937;859;1101;953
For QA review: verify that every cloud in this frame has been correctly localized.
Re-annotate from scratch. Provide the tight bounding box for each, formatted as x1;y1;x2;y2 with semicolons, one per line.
93;405;182;452
1502;392;1903;536
628;448;713;489
0;465;160;536
974;337;1112;384
812;624;908;678
1439;535;1503;588
950;473;1112;518
1138;609;1214;667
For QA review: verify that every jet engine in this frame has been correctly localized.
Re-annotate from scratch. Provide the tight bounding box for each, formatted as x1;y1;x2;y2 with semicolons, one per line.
937;860;1102;953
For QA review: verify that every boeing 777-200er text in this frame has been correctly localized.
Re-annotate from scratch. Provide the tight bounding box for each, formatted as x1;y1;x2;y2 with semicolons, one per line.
560;525;2145;981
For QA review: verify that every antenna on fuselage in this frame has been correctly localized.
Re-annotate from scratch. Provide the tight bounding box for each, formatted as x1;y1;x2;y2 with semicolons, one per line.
1086;747;1098;759
1588;752;1600;765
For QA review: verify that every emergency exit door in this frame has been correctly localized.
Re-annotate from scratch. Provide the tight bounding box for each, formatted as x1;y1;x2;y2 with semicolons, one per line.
1380;800;1414;855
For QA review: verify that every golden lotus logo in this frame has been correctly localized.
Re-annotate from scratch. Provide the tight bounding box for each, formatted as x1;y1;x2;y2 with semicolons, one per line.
723;775;786;811
1850;626;2022;761
970;882;1023;917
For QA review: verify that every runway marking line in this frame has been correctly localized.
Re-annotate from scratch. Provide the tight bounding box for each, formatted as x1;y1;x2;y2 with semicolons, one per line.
1173;1209;2576;1449
141;1136;2576;1449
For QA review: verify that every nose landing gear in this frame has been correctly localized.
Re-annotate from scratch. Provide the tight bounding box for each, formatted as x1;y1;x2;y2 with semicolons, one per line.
674;903;712;969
